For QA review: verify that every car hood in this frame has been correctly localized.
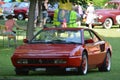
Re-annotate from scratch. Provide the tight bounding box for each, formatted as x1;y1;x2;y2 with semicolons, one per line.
95;9;117;14
14;44;82;57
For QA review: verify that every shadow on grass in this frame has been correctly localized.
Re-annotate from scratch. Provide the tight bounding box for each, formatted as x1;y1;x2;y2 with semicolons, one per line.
27;69;103;76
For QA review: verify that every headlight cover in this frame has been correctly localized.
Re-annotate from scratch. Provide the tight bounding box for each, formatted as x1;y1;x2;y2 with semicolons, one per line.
17;59;28;64
98;15;103;19
94;14;103;19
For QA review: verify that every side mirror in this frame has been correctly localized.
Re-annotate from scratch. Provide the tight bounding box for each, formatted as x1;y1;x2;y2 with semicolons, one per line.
85;39;94;44
23;39;28;43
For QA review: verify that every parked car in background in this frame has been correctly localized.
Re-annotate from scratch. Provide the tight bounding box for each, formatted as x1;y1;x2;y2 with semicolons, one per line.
13;2;57;21
11;28;112;75
13;2;29;20
94;0;120;29
1;2;19;19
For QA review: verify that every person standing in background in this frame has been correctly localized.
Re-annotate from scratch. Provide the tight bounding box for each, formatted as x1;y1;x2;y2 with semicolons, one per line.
72;2;83;27
42;0;48;27
76;3;83;27
85;1;95;29
4;15;26;47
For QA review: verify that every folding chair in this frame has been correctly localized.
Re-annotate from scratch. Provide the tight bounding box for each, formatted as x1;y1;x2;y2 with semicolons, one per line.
0;25;6;47
0;25;17;47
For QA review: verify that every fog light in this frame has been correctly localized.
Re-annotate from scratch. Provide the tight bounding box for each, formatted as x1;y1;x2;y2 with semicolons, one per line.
54;59;67;64
17;59;28;64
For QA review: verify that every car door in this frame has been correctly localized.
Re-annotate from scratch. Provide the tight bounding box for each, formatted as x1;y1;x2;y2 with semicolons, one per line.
84;30;106;67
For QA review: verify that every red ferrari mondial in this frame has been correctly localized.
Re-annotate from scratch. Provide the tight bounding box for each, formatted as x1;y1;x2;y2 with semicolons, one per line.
11;28;112;75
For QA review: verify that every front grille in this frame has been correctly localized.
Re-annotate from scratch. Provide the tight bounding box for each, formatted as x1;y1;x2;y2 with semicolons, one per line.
28;59;55;64
42;59;54;64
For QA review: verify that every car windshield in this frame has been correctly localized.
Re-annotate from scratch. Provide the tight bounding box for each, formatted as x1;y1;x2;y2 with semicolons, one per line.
17;2;29;8
104;2;119;9
31;29;82;44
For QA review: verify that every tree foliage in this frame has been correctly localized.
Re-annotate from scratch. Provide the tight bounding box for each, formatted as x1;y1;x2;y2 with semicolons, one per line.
49;0;87;5
48;0;110;8
88;0;110;7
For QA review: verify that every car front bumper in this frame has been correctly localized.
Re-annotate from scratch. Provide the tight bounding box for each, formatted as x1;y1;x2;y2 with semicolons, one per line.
11;56;82;69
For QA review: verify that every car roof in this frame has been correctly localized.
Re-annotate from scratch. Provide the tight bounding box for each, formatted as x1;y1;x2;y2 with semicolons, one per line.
109;0;120;3
43;27;84;30
42;27;93;32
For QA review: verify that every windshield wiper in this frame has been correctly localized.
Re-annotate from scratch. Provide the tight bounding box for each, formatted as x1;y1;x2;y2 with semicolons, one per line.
52;39;66;43
67;41;80;44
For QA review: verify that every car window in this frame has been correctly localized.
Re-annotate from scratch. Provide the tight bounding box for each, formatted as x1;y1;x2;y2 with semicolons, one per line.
31;29;82;44
84;30;91;40
104;3;119;9
84;30;100;43
90;31;99;42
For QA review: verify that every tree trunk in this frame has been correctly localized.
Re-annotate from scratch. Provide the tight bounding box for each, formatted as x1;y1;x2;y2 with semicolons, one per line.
26;0;37;40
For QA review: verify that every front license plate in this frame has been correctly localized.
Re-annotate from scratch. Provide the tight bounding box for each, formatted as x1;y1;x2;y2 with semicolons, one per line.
35;68;46;71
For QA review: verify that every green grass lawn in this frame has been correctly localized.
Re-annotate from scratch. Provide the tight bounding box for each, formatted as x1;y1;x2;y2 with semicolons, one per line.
0;22;120;80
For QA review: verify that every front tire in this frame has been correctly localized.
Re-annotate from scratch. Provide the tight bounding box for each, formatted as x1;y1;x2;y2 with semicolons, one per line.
103;18;113;29
98;51;111;72
17;13;25;20
78;53;88;75
46;16;52;23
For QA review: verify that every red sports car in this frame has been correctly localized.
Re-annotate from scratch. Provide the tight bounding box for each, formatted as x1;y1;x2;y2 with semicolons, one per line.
11;28;112;75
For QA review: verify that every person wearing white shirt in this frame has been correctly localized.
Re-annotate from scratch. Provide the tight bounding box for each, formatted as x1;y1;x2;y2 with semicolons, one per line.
86;2;95;29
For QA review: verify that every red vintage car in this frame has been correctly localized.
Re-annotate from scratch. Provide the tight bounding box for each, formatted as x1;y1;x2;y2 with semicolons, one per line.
94;0;120;29
13;2;29;20
11;28;112;75
13;2;57;21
